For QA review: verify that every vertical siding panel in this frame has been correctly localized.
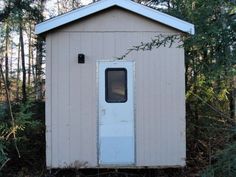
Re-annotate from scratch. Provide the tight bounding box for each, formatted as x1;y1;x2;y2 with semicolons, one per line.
136;32;144;165
79;33;89;163
79;33;96;165
158;46;164;165
178;47;186;165
143;33;151;164
166;46;174;164
91;32;104;166
134;33;143;165
162;46;169;165
163;46;170;165
135;39;142;165
171;49;178;163
151;35;160;165
69;33;82;165
151;33;162;165
46;35;52;168
155;41;163;165
159;46;174;165
68;33;72;165
69;32;97;167
174;47;181;165
51;34;59;167
91;33;97;164
134;32;144;165
136;32;145;165
173;47;182;165
57;33;70;166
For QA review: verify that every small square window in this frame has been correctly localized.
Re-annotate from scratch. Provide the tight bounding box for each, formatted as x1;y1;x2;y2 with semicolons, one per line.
105;68;127;103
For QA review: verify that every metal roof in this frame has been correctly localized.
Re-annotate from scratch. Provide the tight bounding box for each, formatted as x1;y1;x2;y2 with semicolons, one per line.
35;0;195;35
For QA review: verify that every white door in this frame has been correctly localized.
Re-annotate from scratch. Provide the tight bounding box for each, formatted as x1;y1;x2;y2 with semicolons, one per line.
98;61;135;165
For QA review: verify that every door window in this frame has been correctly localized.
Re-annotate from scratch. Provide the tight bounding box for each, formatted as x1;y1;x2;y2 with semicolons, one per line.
105;68;127;103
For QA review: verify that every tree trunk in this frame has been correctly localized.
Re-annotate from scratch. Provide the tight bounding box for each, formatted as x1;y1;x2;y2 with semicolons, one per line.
33;1;45;101
16;39;21;101
0;58;2;101
234;77;236;121
32;49;36;96
19;21;27;102
35;36;43;100
230;77;236;121
10;42;13;79
5;22;9;90
57;0;61;14
28;23;32;86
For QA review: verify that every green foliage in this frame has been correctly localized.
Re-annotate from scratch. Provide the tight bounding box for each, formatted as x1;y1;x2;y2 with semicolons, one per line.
15;102;41;132
202;137;236;177
0;101;44;175
166;0;236;176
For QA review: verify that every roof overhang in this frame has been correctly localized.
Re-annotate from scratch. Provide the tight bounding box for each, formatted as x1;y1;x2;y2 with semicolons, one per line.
35;0;195;35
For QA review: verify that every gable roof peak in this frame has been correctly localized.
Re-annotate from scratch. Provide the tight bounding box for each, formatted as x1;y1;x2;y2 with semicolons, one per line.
35;0;195;35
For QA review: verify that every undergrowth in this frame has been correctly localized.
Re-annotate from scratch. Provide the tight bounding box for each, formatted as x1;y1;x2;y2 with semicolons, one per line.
0;101;45;177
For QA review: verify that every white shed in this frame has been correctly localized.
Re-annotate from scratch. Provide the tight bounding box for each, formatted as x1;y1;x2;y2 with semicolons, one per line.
35;0;194;169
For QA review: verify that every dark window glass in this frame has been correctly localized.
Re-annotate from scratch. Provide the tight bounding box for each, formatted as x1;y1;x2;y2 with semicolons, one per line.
105;68;127;103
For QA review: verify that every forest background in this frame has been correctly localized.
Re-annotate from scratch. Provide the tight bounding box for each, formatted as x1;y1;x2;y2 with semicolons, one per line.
0;0;236;177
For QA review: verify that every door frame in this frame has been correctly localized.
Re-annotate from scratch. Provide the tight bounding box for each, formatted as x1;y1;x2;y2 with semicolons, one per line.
96;60;136;167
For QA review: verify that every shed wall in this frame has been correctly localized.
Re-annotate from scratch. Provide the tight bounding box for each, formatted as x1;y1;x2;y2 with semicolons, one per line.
46;7;185;168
